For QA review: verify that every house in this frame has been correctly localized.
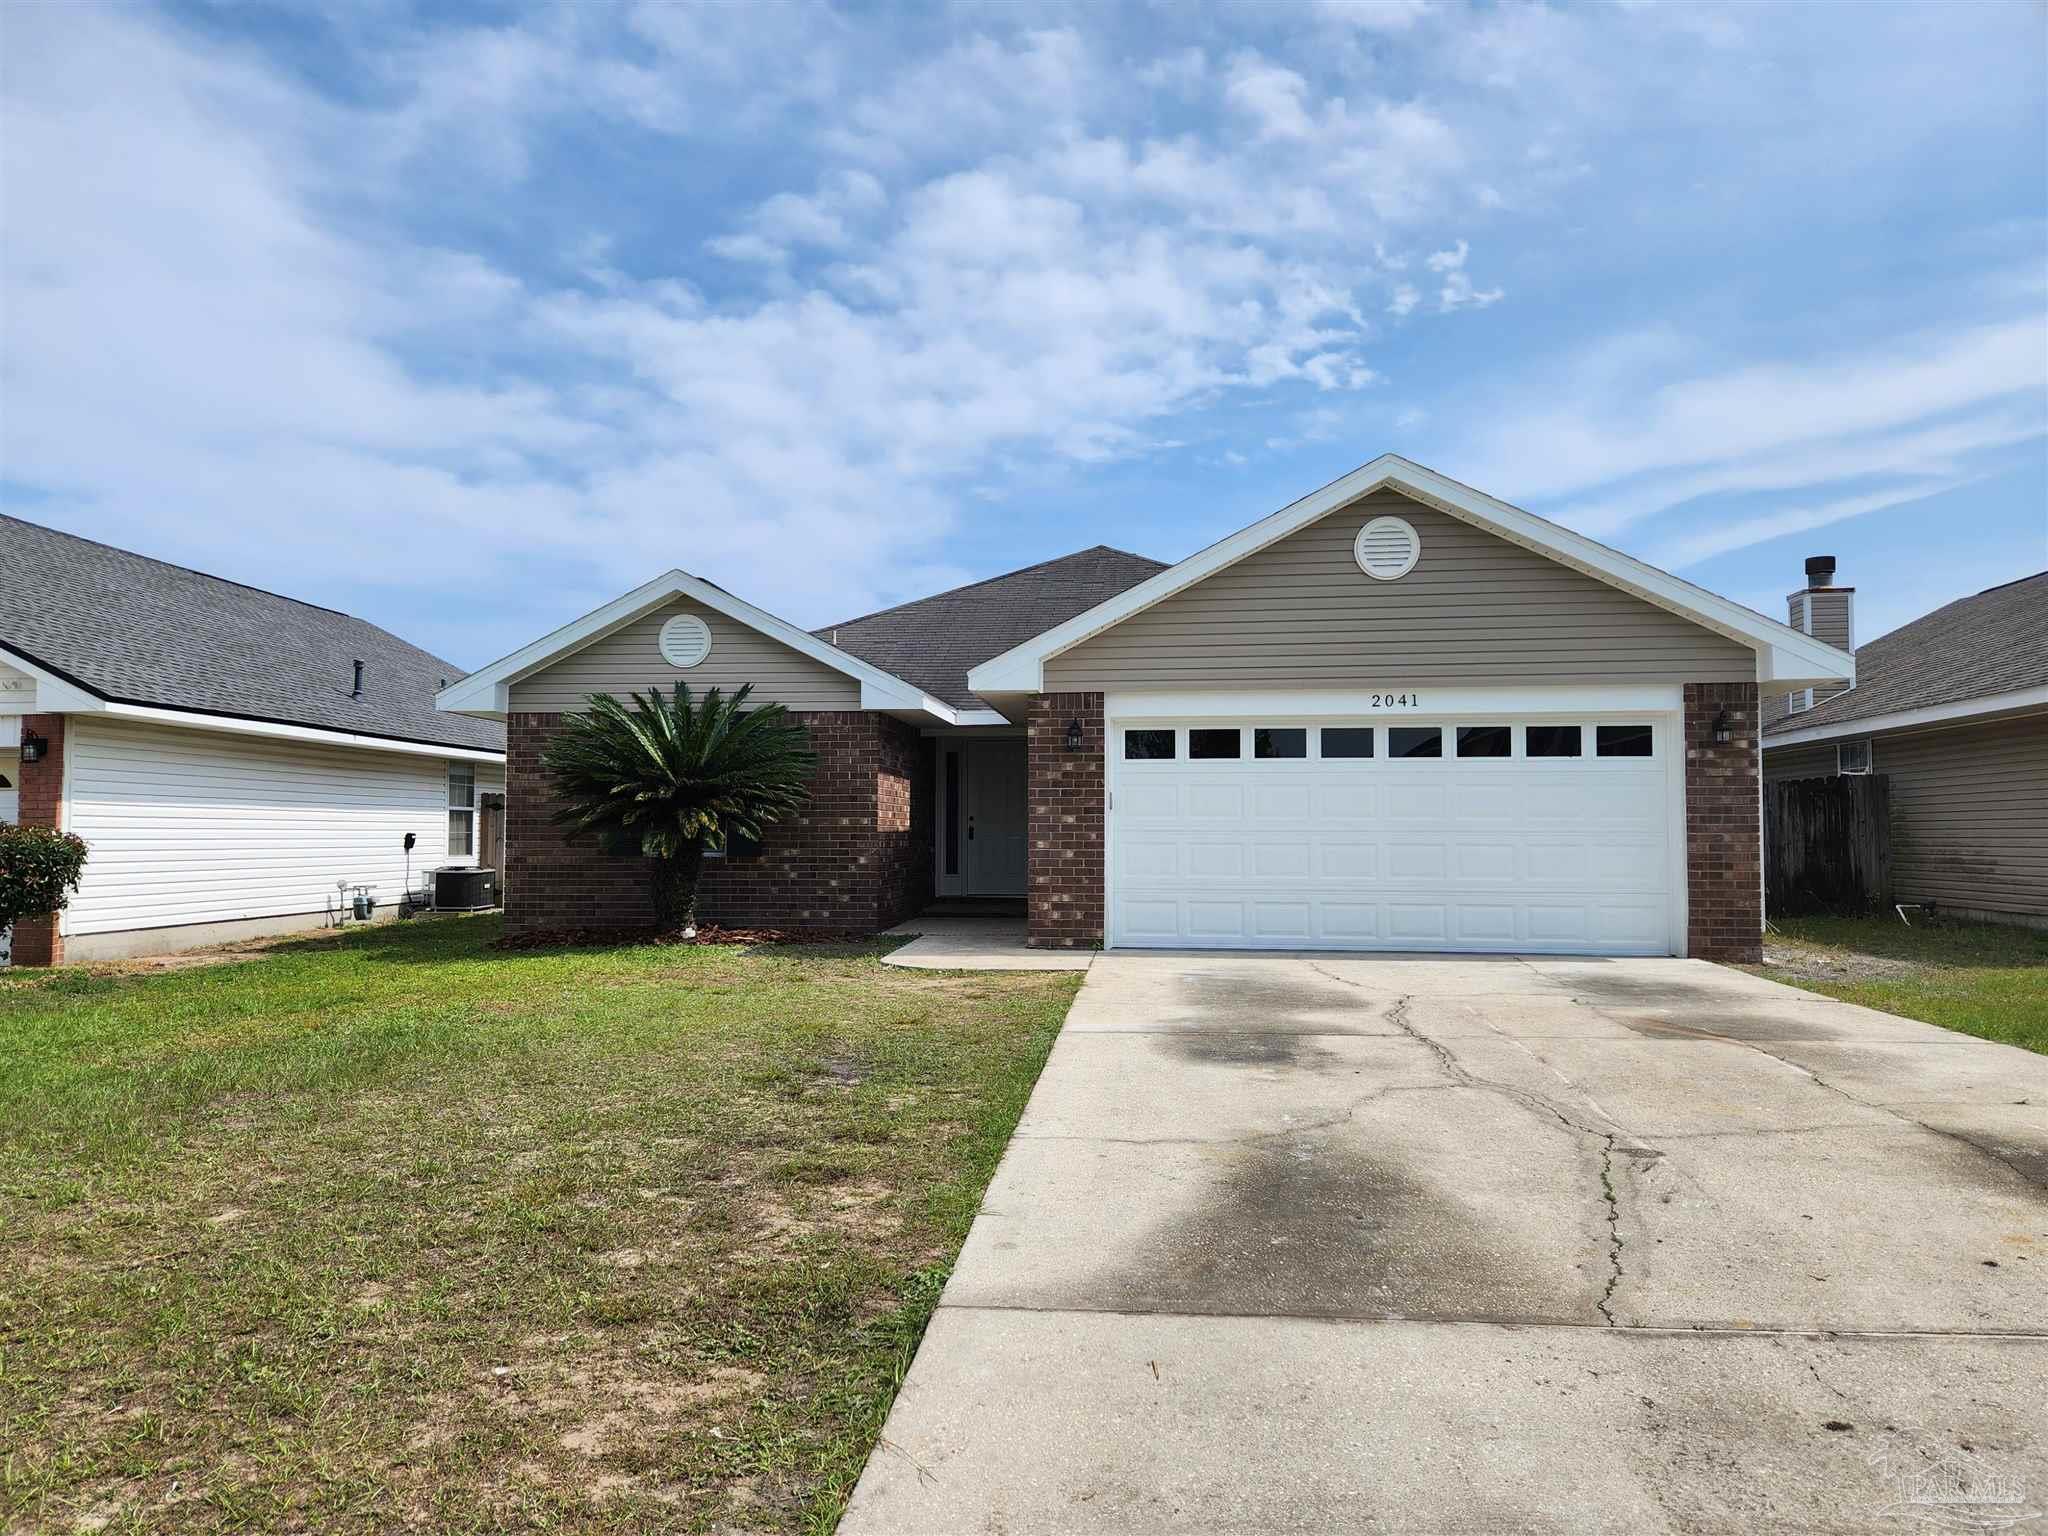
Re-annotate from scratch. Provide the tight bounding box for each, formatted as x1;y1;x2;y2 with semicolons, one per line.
1;516;507;964
442;455;1853;963
1762;558;2048;927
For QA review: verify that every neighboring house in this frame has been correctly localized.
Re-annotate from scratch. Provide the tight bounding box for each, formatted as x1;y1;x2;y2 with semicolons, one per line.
1;516;506;964
443;455;1852;963
1762;560;2048;928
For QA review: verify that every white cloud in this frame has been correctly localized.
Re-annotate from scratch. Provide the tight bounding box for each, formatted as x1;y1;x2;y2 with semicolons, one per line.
1137;47;1207;94
1419;239;1502;310
1313;0;1433;32
1224;54;1316;140
1646;480;1971;570
1438;269;1505;312
5;0;2040;666
1460;318;2048;510
1425;239;1469;272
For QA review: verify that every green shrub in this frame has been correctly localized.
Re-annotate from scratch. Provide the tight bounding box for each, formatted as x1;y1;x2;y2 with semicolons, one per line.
0;825;89;928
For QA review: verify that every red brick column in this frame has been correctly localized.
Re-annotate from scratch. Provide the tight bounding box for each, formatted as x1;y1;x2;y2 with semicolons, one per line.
10;713;68;966
1027;692;1104;949
1684;682;1762;963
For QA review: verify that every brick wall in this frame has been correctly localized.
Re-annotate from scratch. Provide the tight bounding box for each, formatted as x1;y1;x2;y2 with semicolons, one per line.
871;725;935;931
505;710;931;938
9;713;67;965
1684;681;1763;963
1026;692;1104;949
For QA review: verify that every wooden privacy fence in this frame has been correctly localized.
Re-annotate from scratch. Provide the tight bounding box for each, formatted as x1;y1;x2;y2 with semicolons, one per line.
1765;774;1892;917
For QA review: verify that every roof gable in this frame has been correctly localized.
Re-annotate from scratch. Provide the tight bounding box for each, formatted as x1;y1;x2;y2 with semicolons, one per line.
968;455;1856;697
0;513;504;753
438;568;954;721
1043;491;1754;690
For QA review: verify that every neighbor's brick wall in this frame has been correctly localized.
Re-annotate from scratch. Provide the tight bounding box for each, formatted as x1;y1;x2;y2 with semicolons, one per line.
9;713;67;966
505;710;931;937
1685;681;1762;964
1027;692;1104;949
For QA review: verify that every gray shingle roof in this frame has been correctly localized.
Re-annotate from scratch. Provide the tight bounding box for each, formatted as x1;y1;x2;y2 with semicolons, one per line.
819;546;1168;709
1764;570;2048;736
1;514;505;753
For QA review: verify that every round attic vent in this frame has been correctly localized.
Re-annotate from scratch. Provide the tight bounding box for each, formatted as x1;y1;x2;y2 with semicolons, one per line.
1354;515;1421;581
658;614;712;668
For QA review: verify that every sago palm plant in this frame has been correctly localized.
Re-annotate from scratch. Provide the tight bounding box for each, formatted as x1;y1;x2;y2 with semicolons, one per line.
540;683;814;936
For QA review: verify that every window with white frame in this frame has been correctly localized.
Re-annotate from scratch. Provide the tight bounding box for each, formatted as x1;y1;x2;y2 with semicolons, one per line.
447;763;475;857
1837;739;1872;776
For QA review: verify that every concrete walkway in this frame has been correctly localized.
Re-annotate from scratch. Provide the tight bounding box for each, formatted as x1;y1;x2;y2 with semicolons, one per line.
843;952;2048;1534
881;917;1093;971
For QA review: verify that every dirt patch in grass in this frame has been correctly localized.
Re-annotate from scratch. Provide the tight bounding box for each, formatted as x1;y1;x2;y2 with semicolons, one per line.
1760;941;1920;984
0;914;1079;1533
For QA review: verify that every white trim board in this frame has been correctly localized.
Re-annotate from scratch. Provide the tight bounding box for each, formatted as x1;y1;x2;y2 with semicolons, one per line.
97;704;506;764
436;569;959;724
1762;686;2048;748
0;644;502;762
969;454;1855;697
1104;685;1683;719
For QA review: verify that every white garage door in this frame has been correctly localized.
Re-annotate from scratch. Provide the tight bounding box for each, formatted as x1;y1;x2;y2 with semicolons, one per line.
1109;714;1680;955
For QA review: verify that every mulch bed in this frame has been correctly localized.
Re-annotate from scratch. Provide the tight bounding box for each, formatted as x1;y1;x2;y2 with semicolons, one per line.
491;922;876;952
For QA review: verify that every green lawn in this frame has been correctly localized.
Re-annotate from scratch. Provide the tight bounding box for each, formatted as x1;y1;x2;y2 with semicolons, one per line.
0;916;1081;1534
1756;915;2048;1054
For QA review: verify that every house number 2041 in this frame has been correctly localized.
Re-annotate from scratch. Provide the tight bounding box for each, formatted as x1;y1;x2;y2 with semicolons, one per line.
1370;693;1419;708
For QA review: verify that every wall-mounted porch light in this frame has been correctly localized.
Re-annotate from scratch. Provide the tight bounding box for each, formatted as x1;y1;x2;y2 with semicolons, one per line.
18;729;47;764
1064;717;1084;752
1711;708;1732;745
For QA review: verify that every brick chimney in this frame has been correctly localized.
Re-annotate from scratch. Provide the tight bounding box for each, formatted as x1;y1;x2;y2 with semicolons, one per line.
1767;554;1854;723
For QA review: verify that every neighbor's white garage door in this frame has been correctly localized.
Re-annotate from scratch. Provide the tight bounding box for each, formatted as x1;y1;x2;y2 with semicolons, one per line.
1109;714;1680;955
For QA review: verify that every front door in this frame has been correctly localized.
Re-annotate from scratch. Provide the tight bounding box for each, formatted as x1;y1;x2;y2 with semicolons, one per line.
965;740;1027;896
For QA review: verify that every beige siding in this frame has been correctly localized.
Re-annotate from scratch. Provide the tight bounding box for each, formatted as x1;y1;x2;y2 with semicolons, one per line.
1044;491;1756;690
1881;715;2048;918
1764;714;2048;917
508;598;861;713
1762;741;1838;780
1806;591;1852;652
1805;590;1852;706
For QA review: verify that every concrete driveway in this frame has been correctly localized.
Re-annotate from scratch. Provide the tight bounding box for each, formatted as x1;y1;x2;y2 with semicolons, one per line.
843;953;2048;1535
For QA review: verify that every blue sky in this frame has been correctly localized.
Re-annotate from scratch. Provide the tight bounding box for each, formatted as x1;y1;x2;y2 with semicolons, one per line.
2;1;2043;672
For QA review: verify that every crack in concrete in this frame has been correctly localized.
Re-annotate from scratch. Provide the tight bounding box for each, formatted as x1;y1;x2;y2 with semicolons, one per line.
1596;1139;1625;1326
1014;1084;1415;1149
1569;997;2047;1195
1308;965;1633;1325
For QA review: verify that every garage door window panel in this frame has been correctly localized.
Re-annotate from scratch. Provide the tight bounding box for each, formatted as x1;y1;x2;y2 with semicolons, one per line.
1254;727;1307;760
1189;729;1242;760
1319;727;1374;759
1388;726;1443;759
1525;725;1582;758
1124;729;1176;760
1597;724;1655;758
1455;725;1513;759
